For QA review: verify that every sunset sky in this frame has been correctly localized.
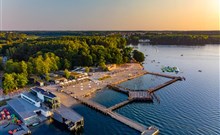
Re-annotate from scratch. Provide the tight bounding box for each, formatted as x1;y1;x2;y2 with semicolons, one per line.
0;0;219;30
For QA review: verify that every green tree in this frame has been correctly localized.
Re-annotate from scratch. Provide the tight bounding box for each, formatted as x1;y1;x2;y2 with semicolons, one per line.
27;61;34;74
133;50;145;62
64;69;70;79
32;55;49;75
63;59;71;69
99;62;107;71
45;73;50;82
85;67;90;73
3;73;17;94
20;61;28;75
5;60;20;73
0;57;3;70
122;47;133;63
15;73;28;88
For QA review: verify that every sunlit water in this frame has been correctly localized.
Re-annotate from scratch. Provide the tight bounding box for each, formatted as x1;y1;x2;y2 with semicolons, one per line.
31;44;220;135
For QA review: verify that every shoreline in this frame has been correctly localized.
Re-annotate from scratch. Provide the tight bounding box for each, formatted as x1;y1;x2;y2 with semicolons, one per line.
0;62;147;108
43;63;146;107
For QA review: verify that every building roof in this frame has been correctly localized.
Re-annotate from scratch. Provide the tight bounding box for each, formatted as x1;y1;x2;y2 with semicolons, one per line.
22;92;41;102
32;87;56;98
7;98;40;120
54;104;83;123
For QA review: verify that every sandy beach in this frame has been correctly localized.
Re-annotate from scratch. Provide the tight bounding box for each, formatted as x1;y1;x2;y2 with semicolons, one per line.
43;63;146;107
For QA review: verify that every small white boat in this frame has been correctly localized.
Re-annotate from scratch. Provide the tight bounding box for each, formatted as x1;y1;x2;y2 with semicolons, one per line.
32;123;39;126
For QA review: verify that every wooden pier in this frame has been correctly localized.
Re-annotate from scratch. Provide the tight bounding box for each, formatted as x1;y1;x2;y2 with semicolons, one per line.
148;77;181;93
70;72;183;135
107;84;129;94
73;96;158;134
108;72;183;102
108;100;132;111
74;97;109;114
108;111;147;132
146;72;180;79
129;91;153;101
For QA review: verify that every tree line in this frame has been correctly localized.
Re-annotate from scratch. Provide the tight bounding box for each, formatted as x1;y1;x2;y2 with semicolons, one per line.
0;34;145;94
127;32;220;45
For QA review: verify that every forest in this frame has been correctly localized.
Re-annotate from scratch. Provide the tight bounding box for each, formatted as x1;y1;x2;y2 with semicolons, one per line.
126;31;220;45
0;32;144;94
1;30;219;93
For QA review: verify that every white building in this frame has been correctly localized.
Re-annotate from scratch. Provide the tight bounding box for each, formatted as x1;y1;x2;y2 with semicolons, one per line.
139;39;150;43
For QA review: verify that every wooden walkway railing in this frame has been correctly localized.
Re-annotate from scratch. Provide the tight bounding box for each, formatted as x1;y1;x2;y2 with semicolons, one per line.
73;96;154;134
108;100;132;111
148;77;181;93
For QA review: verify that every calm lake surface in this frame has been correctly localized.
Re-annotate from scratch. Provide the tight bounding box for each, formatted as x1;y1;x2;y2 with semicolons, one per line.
31;44;220;135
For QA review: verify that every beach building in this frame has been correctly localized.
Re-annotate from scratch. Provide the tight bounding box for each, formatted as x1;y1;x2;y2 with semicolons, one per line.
7;88;55;126
52;104;84;131
7;97;42;126
31;87;60;109
6;87;84;132
50;77;68;84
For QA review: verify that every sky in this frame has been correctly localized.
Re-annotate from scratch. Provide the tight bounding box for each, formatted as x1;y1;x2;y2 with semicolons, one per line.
0;0;219;31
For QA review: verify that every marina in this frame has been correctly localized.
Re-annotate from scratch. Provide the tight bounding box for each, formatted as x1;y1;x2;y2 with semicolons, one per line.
66;71;183;135
73;96;159;135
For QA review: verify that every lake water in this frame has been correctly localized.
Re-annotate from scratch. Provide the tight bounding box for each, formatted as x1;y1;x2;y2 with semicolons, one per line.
31;44;220;135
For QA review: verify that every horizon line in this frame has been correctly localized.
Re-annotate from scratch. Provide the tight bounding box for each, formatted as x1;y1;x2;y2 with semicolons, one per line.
1;30;220;32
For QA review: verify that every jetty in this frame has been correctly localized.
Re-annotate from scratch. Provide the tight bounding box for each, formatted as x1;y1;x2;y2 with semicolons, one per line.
107;84;129;94
146;72;178;79
106;72;183;106
73;96;158;134
108;72;183;95
56;69;183;135
108;100;132;111
129;91;152;101
74;97;109;114
148;77;182;93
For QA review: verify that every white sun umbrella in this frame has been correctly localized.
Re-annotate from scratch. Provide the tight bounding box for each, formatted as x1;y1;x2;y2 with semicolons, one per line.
64;82;68;84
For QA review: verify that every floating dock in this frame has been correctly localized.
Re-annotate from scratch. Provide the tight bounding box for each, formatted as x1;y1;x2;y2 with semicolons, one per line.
129;91;153;101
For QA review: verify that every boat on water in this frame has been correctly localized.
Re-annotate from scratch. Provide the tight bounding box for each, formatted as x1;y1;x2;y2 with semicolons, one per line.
142;126;159;135
161;66;180;73
32;122;39;126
